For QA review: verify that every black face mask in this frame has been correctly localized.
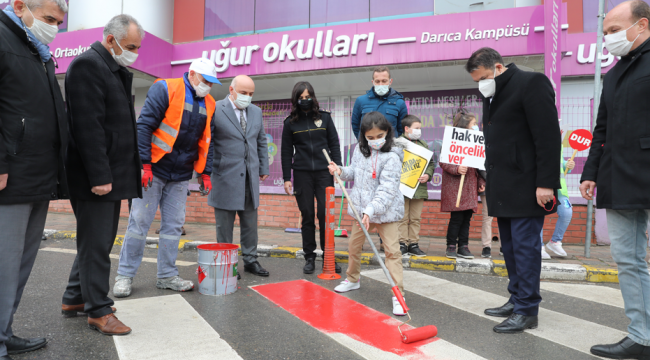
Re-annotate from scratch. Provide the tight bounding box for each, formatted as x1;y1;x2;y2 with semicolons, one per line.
298;99;313;111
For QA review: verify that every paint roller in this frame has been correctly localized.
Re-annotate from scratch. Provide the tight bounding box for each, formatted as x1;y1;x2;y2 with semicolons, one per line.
322;149;438;344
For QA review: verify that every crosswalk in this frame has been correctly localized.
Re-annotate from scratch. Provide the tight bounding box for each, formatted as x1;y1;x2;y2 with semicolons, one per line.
362;270;625;357
34;246;629;359
104;270;627;360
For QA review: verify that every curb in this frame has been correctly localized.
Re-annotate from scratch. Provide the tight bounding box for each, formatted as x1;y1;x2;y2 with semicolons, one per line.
44;229;620;284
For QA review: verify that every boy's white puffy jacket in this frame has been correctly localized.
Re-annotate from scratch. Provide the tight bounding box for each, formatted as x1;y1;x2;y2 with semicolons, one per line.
340;137;408;224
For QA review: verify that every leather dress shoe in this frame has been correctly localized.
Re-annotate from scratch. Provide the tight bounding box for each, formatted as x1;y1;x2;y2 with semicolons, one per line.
484;301;515;318
1;355;14;360
244;261;269;277
6;336;47;355
493;313;538;334
237;273;241;280
62;304;116;318
334;262;342;274
303;257;316;274
591;336;650;359
88;314;132;336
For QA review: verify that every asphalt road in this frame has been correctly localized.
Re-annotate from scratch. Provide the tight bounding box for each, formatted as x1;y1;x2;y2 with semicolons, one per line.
9;238;625;360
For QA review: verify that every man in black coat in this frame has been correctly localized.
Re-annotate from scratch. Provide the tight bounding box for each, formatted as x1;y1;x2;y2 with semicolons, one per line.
465;47;561;333
582;2;650;358
61;14;144;336
0;1;68;358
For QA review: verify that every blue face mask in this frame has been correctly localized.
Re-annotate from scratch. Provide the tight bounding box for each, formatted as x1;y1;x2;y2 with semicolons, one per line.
472;125;479;131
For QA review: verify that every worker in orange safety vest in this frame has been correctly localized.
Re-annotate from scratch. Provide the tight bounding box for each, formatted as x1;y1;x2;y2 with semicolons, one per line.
113;58;221;298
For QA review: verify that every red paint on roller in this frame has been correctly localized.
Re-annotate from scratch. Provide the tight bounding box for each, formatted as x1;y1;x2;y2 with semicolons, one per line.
253;280;436;357
402;325;438;344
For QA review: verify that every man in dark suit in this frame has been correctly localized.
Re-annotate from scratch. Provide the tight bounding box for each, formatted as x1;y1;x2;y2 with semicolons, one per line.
208;75;270;277
465;47;561;333
582;1;650;358
0;1;68;358
61;14;144;336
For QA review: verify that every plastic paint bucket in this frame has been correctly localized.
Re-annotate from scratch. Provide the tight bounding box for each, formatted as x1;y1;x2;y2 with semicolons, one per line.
197;243;239;296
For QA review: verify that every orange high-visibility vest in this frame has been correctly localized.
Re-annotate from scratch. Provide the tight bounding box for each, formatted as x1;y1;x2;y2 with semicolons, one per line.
151;78;215;174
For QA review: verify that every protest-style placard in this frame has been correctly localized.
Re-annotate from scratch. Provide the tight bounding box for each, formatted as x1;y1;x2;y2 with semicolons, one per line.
565;129;593;175
400;140;434;199
439;126;486;170
439;126;486;207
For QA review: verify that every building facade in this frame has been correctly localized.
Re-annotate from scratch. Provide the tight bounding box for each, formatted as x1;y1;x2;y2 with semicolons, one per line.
28;0;633;244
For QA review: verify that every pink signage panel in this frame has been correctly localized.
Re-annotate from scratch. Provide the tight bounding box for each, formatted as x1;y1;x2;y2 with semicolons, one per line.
560;32;618;76
49;29;173;78
172;6;548;79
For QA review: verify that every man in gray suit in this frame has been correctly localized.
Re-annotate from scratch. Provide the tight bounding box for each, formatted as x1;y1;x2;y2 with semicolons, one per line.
207;75;270;277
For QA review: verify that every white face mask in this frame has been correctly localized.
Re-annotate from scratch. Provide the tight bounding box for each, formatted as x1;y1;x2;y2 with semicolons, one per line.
604;20;641;57
374;85;390;96
408;128;421;140
110;39;138;67
192;74;211;98
233;92;252;109
367;137;386;150
478;65;500;98
25;5;58;45
471;125;479;131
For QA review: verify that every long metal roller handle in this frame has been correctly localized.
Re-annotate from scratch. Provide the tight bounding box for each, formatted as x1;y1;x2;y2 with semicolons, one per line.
322;150;397;289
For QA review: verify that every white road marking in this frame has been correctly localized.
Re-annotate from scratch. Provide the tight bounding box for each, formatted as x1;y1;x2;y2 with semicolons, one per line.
541;282;624;309
40;247;196;266
113;295;242;360
362;269;626;357
328;333;487;360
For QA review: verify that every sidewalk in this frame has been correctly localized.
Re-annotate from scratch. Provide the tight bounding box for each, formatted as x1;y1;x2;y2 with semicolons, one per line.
44;212;630;283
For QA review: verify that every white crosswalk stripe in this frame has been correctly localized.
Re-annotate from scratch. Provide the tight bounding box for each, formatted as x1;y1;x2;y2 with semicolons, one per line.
40;247;196;266
328;333;487;360
362;269;626;357
113;294;242;360
541;282;624;309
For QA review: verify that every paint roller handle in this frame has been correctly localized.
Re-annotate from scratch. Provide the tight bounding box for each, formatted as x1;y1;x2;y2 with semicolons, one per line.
564;149;578;176
322;150;400;290
392;286;410;313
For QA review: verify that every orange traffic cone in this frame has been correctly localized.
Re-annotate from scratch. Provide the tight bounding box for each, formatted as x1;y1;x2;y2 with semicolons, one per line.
318;186;341;280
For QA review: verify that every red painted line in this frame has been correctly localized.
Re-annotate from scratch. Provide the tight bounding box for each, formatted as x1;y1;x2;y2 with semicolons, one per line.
252;280;436;358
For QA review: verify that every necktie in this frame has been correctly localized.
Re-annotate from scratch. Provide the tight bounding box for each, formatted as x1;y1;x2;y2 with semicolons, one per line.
240;109;247;133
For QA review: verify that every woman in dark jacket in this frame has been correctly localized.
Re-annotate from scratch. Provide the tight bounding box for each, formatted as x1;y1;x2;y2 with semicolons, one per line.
281;81;342;274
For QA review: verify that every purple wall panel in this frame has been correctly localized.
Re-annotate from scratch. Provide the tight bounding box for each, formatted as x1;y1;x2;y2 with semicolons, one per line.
310;0;369;25
205;0;255;38
370;0;434;19
255;0;309;31
583;0;650;33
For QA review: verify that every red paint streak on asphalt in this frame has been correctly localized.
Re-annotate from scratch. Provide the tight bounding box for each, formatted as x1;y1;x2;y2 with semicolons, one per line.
253;280;436;358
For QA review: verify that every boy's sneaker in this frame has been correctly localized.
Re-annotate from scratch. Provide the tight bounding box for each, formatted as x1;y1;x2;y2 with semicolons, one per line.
392;296;406;316
156;276;194;292
446;245;457;259
546;241;567;257
334;279;360;293
113;275;133;298
481;247;491;258
541;246;551;260
457;245;474;259
407;243;426;257
399;242;408;255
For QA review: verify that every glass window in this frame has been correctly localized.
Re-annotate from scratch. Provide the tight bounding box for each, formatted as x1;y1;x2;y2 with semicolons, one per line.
58;0;68;32
583;0;650;33
255;0;309;32
310;0;369;27
370;0;434;21
435;0;514;16
205;0;255;39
